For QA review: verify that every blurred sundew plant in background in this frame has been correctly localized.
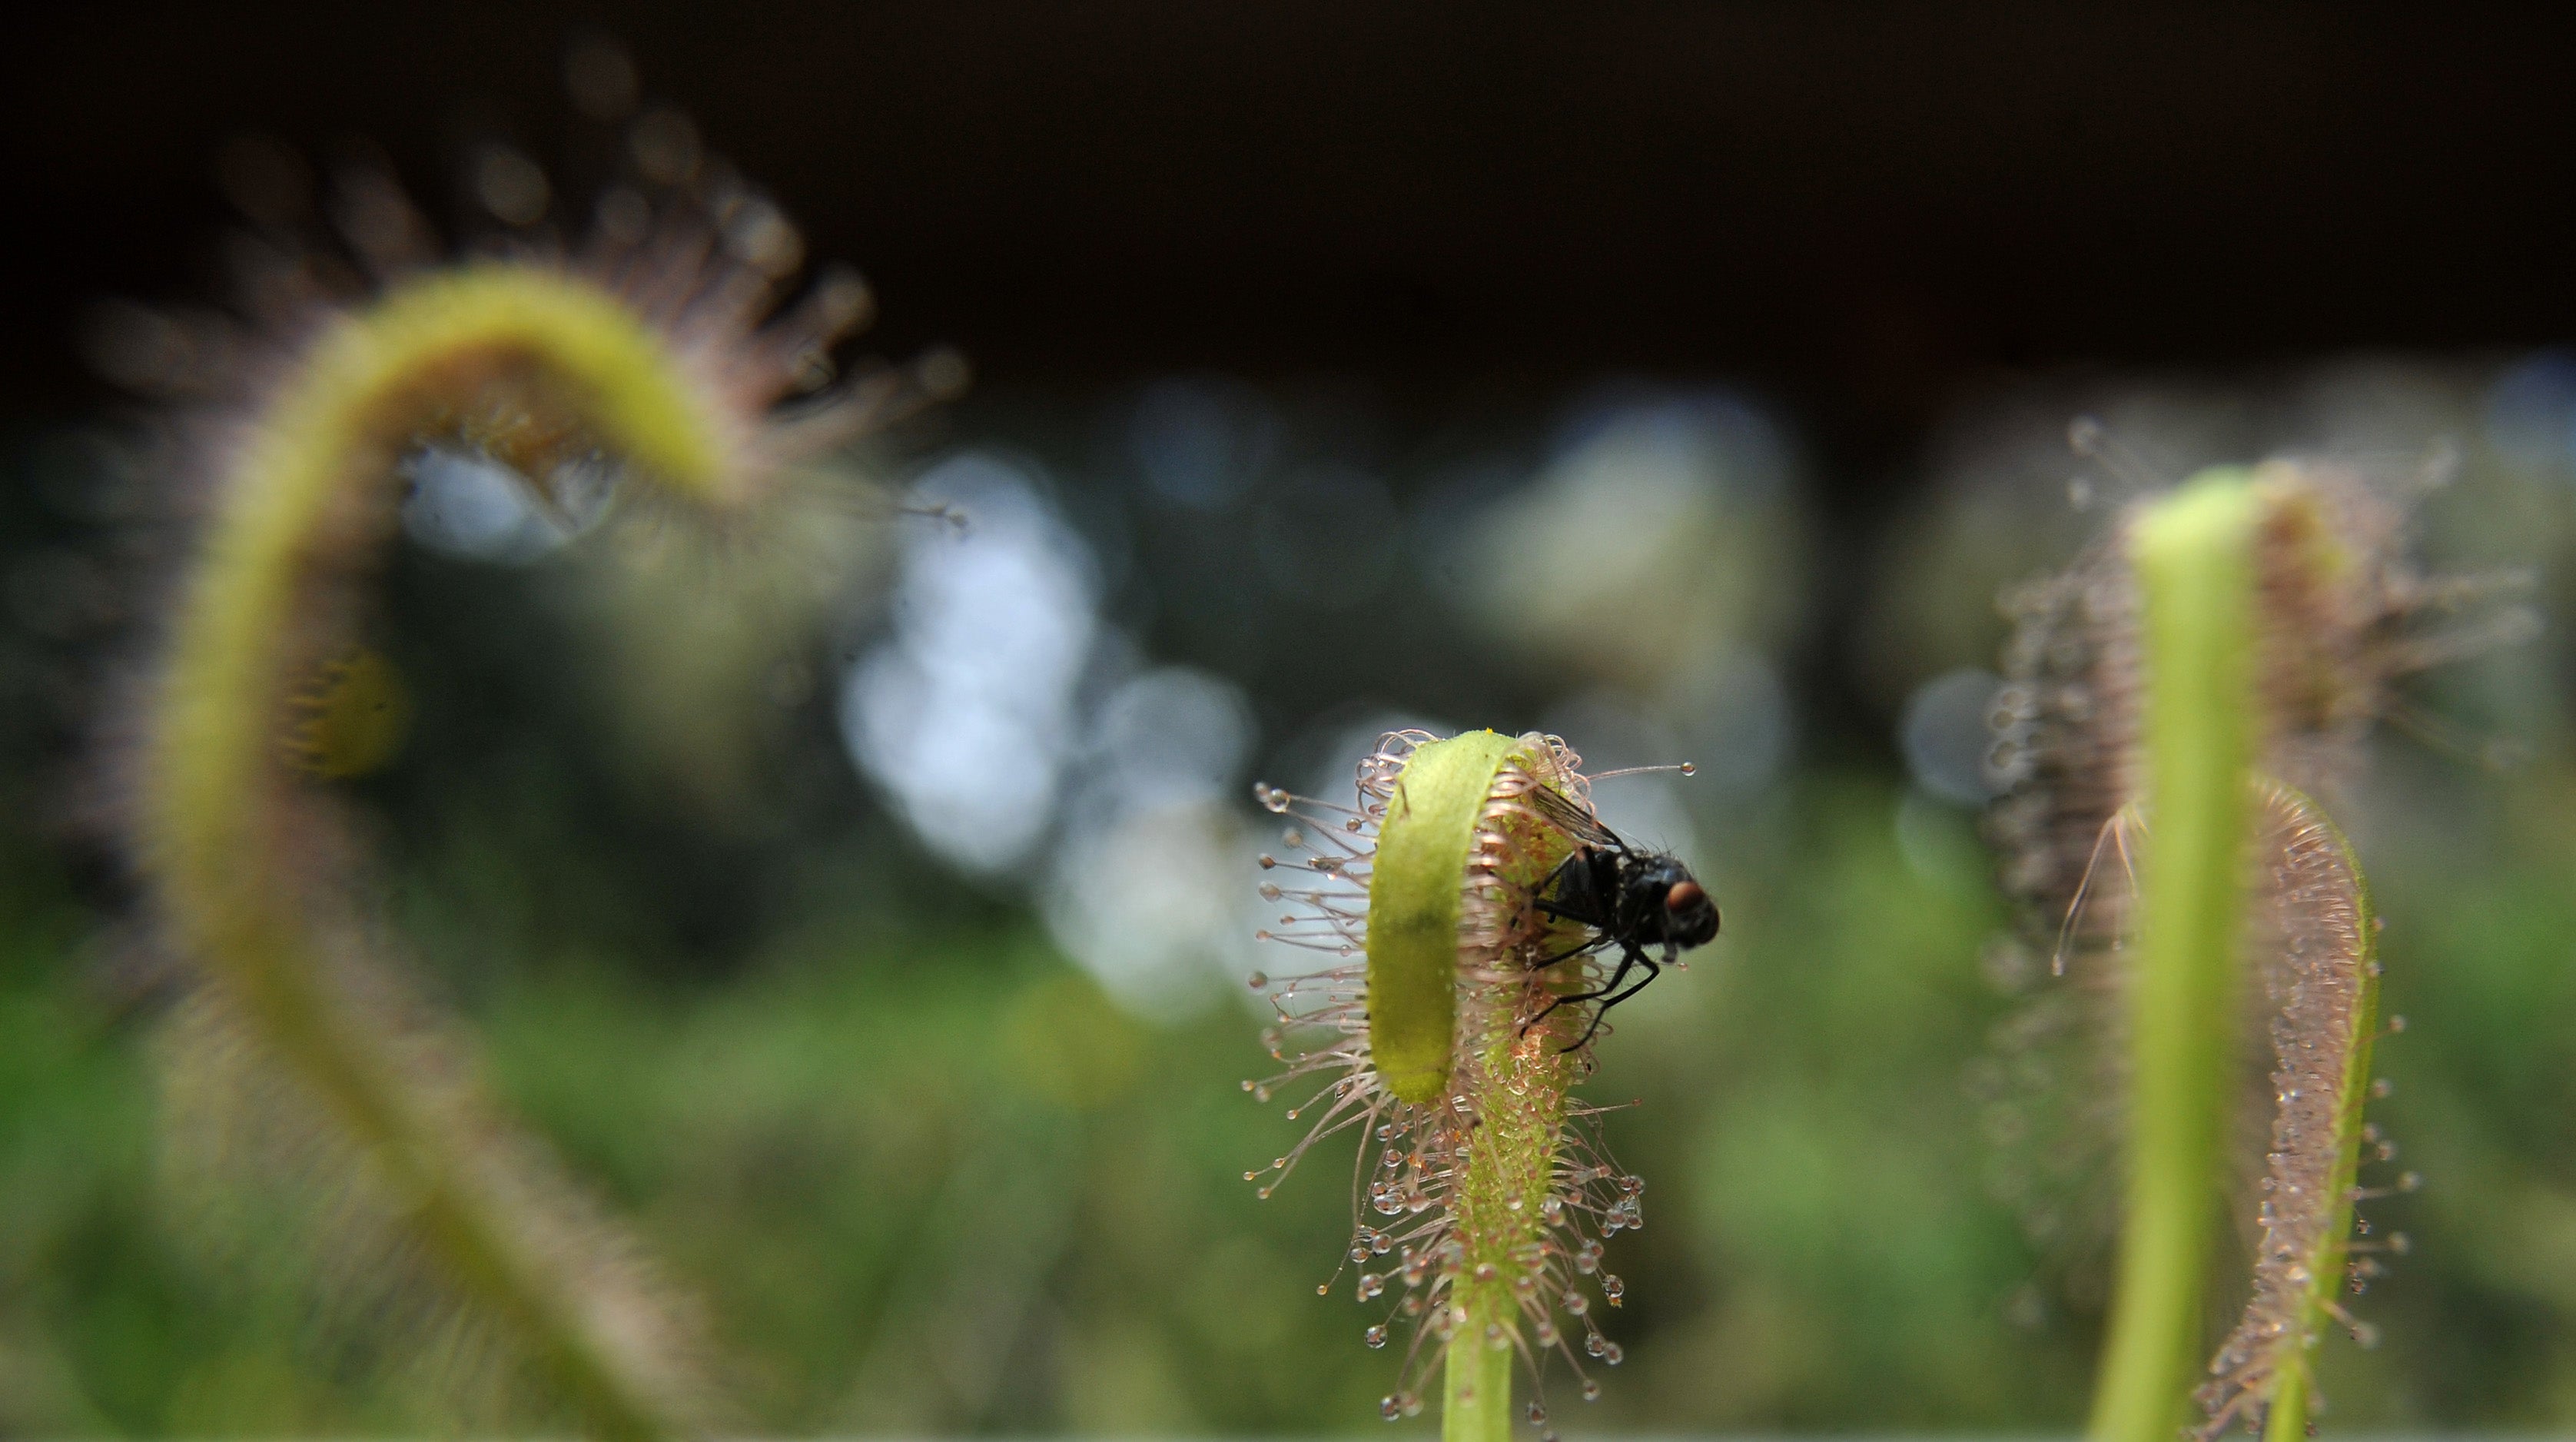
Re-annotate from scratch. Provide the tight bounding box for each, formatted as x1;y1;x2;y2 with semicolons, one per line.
1980;456;2531;1441
7;42;2576;1442
66;39;962;1437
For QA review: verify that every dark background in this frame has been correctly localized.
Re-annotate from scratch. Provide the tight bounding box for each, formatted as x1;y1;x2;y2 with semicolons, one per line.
10;5;2576;438
13;2;2576;759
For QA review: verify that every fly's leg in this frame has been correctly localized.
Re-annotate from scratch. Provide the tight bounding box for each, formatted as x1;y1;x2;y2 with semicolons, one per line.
1516;934;1611;1035
1561;944;1661;1052
1530;941;1643;1041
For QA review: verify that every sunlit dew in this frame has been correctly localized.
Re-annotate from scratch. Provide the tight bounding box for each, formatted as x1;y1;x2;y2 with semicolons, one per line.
842;450;1099;872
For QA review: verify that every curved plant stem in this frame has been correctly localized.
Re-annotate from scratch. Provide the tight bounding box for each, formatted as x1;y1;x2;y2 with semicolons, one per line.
2090;470;2265;1442
143;266;739;1440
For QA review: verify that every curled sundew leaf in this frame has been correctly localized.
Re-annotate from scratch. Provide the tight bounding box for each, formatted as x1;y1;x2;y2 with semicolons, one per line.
281;646;412;779
2196;781;2383;1442
1983;462;2501;1442
121;98;954;1438
1247;731;1653;1442
1365;729;1522;1105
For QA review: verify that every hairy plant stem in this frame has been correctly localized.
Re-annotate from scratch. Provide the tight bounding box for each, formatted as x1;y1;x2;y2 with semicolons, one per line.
1442;1025;1573;1442
2090;471;2264;1442
144;266;736;1440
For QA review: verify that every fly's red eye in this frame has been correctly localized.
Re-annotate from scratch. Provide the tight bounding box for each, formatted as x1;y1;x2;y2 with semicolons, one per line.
1665;881;1705;912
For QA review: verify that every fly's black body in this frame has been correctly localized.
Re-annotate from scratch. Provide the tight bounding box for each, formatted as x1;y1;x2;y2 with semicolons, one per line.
1519;784;1721;1049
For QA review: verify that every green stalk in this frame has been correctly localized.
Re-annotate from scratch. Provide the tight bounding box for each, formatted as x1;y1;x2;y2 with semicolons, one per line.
1442;1018;1572;1442
2089;471;2265;1442
1444;1307;1517;1442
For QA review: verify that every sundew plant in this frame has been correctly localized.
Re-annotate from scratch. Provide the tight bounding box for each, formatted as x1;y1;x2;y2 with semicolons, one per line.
1235;459;2525;1442
1988;459;2526;1442
1246;731;1705;1442
104;48;955;1439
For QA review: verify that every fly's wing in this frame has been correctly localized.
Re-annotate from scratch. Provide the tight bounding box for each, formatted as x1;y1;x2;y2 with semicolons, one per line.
1522;781;1625;851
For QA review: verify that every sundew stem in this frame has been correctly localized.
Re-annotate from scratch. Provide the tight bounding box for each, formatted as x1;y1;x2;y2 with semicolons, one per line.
143;266;741;1441
1442;1020;1575;1442
2090;470;2264;1442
